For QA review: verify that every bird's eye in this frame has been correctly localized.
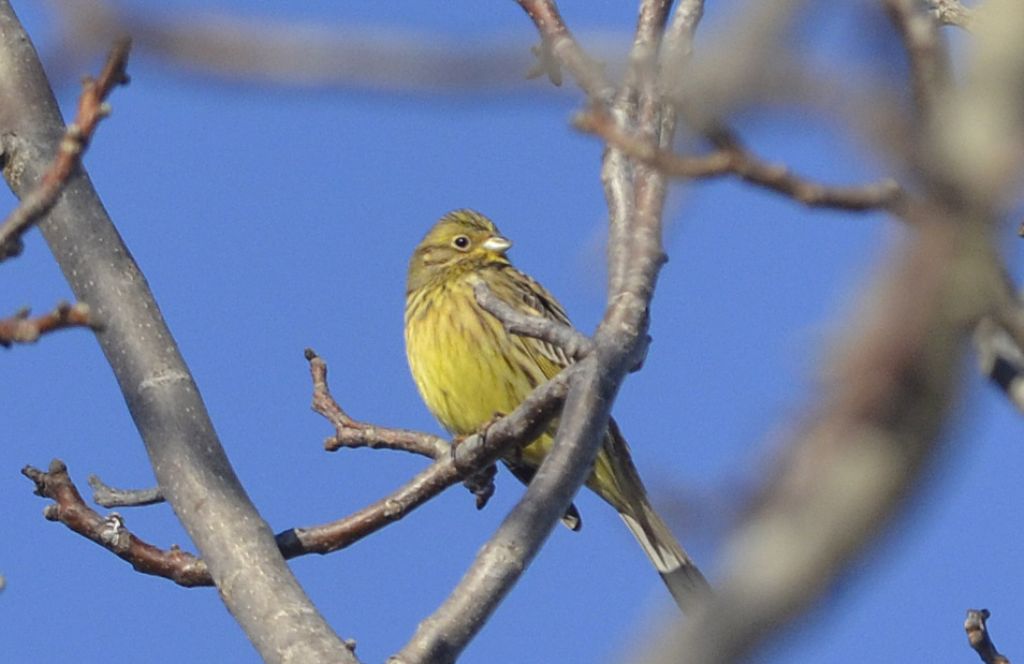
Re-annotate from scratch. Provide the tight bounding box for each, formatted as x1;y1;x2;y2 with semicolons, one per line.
452;235;470;250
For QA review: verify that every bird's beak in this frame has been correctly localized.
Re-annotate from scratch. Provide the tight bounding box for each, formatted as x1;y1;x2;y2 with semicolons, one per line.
483;235;512;253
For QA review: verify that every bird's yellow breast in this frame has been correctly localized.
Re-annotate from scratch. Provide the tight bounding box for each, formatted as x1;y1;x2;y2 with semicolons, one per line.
405;277;549;437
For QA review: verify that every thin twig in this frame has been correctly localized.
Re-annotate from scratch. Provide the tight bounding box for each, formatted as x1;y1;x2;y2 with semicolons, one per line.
0;38;130;261
471;281;594;361
0;301;97;347
965;609;1011;664
22;460;211;587
88;475;164;508
515;0;612;99
309;349;448;458
307;348;493;508
575;106;904;211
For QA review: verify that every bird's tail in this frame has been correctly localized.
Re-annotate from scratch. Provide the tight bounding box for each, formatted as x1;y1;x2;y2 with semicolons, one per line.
618;497;710;613
593;419;711;614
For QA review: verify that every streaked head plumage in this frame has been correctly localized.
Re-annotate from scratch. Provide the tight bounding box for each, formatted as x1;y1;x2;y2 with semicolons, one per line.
407;209;512;291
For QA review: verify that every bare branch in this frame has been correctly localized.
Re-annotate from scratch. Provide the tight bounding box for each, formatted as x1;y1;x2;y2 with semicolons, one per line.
49;0;591;95
25;359;575;587
652;212;977;664
0;39;129;261
0;6;353;661
471;281;594;361
965;609;1011;664
308;349;494;507
88;475;164;508
0;301;97;347
284;358;572;557
309;349;449;459
576;107;904;211
515;0;613;99
23;460;211;587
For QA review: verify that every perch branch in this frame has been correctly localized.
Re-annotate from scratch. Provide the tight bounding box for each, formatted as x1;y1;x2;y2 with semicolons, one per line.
25;355;575;586
308;349;495;508
392;4;700;663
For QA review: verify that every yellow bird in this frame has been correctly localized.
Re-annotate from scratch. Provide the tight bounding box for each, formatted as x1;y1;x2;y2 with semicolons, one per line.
405;209;708;610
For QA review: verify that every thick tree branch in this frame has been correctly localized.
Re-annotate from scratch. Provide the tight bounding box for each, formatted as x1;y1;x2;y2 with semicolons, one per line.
0;301;97;347
0;5;353;662
965;609;1011;664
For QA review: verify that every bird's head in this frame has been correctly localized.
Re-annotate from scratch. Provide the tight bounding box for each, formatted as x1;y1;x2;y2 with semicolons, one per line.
407;209;512;291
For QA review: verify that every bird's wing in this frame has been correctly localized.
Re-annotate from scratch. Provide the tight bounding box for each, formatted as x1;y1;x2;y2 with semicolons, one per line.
485;265;575;369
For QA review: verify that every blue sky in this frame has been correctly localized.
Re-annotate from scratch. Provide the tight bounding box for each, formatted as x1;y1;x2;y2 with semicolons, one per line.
4;1;1021;662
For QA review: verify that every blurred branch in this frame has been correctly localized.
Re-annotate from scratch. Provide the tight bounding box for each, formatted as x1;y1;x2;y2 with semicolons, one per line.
0;38;128;262
45;0;627;95
0;301;97;347
965;609;1011;664
641;0;1024;661
0;5;354;661
886;0;951;123
651;209;976;664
